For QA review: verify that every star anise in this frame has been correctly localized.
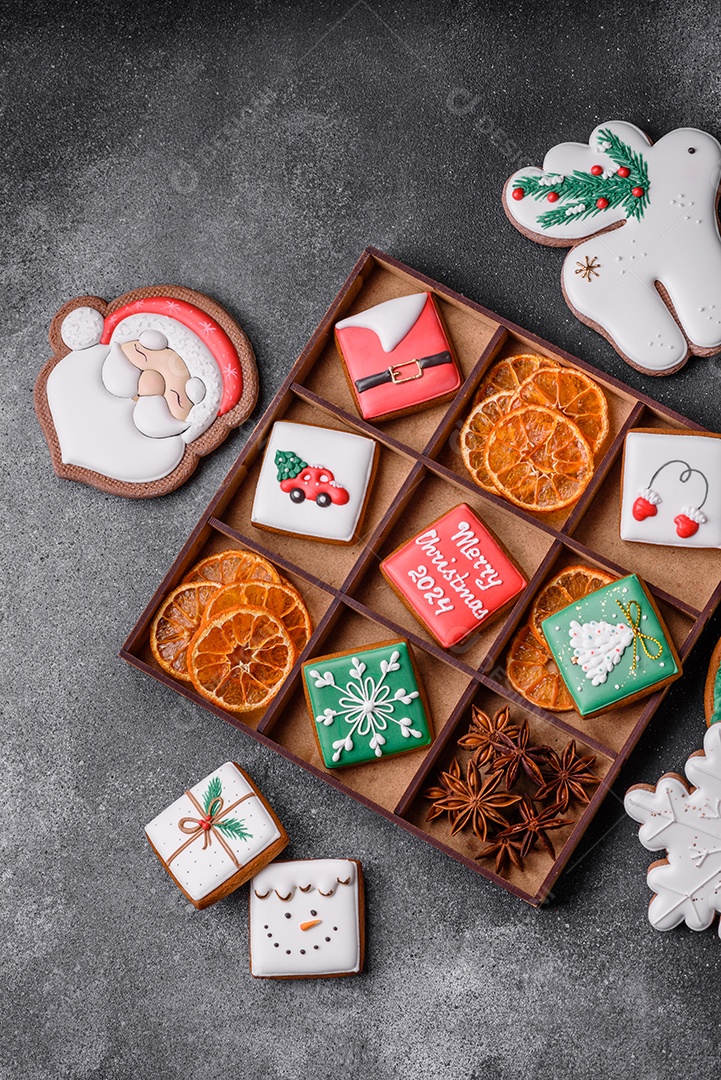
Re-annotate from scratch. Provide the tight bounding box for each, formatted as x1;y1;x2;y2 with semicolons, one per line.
535;740;600;811
503;795;575;859
476;832;526;875
423;757;522;842
487;722;552;788
457;704;520;766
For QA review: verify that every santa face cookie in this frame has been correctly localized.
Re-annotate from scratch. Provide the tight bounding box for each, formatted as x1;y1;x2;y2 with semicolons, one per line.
503;121;721;376
302;639;433;769
380;504;527;648
541;574;681;717
251;421;378;544
144;762;288;909
620;429;721;548
625;724;721;936
35;288;258;497
250;859;364;978
334;292;461;421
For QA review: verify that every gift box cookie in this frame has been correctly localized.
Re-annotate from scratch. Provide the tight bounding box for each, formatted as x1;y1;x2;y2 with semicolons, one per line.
541;574;681;718
250;858;364;979
302;639;433;768
620;429;721;548
334;292;461;421
144;762;288;908
380;504;527;648
251;420;378;544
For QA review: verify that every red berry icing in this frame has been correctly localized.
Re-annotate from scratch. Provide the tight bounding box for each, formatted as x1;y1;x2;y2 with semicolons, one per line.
596;197;609;210
547;191;560;203
617;166;631;178
674;513;699;539
632;186;645;198
591;164;603;176
200;816;212;830
633;496;658;521
511;187;525;201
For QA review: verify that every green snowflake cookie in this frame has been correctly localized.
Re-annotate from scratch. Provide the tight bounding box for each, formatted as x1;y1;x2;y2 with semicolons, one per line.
541;574;680;717
303;640;433;768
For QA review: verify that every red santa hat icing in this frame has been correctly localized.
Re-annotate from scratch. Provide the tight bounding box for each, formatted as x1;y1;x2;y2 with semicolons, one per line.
60;297;243;444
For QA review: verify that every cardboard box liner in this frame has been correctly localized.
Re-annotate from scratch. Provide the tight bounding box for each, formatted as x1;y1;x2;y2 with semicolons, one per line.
123;249;721;906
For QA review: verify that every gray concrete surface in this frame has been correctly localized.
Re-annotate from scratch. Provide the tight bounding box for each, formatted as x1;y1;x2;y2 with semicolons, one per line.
3;2;721;1077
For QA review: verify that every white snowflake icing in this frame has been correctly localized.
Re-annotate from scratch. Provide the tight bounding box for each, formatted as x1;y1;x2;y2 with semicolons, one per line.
309;650;422;763
625;725;721;935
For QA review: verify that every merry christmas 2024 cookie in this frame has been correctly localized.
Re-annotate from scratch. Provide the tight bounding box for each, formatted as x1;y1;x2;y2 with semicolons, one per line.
249;858;364;979
251;420;378;544
35;287;258;498
144;761;287;909
380;504;527;648
302;639;433;768
334;292;461;421
620;429;721;549
541;574;681;717
503;121;721;376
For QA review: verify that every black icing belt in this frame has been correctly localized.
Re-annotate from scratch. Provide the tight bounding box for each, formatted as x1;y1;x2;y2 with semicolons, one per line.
354;351;453;393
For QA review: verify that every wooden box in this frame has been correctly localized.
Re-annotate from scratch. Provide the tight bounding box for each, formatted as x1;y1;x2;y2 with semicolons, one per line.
121;248;721;906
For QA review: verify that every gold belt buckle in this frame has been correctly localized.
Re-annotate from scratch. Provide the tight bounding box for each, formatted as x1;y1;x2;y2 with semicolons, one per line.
389;358;422;384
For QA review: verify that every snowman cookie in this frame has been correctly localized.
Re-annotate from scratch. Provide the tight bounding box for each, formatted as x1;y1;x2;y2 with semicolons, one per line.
503;121;721;375
620;429;721;549
249;858;364;978
35;286;258;497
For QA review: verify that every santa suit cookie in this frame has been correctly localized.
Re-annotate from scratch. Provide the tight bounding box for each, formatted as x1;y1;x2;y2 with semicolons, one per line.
34;287;258;497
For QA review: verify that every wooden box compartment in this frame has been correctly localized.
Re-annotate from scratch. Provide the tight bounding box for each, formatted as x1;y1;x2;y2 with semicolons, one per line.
122;248;721;905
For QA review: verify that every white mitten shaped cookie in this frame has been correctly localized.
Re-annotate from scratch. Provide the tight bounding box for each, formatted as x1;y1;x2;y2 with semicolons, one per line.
503;121;721;376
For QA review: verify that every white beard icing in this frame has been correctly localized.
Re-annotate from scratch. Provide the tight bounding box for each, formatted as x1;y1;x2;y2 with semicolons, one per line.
45;344;186;484
101;342;140;399
132;394;190;439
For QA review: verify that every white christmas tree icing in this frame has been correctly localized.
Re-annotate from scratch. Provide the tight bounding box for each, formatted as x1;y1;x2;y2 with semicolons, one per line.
625;724;721;935
568;619;634;686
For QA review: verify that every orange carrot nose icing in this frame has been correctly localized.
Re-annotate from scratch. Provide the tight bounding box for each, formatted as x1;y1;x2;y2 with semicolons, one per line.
299;919;322;931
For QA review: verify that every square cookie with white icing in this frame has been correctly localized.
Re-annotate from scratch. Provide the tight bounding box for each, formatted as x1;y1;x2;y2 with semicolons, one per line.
144;761;288;909
620;429;721;548
251;420;378;544
250;858;364;979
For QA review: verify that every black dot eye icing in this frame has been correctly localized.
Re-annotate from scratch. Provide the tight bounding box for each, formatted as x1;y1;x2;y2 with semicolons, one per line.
284;913;291;920
310;909;317;917
688;147;696;154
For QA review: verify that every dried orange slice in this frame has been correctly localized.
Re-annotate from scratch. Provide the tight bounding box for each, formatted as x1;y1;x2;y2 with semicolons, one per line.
518;367;609;453
484;405;594;512
506;624;574;712
205;580;312;655
475;353;558;402
150;582;221;681
189;607;294;712
186;549;280;586
529;565;617;645
459;390;518;491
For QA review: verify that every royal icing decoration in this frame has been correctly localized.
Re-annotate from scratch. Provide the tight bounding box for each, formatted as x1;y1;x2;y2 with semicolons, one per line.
302;640;433;769
380;504;527;648
625;724;721;936
144;762;286;907
334;292;461;421
620;431;721;549
251;421;376;544
37;291;256;495
250;859;363;978
504;121;721;375
541;574;680;716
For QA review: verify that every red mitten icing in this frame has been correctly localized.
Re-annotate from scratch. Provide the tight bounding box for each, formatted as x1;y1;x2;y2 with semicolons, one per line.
675;505;706;538
632;486;661;521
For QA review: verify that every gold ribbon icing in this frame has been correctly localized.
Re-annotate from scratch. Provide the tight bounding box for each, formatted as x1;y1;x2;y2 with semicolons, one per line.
615;598;663;671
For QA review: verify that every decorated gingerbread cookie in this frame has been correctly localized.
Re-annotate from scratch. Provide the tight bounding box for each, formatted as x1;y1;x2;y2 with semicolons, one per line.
249;858;364;979
620;429;721;548
144;761;288;909
380;504;527;648
705;636;721;726
503;121;721;375
35;287;258;497
334;292;461;421
251;420;378;544
625;724;721;936
541;574;681;717
302;639;433;768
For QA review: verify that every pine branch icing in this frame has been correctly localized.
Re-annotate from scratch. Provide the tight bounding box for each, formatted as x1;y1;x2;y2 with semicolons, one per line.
512;127;650;228
275;449;308;481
